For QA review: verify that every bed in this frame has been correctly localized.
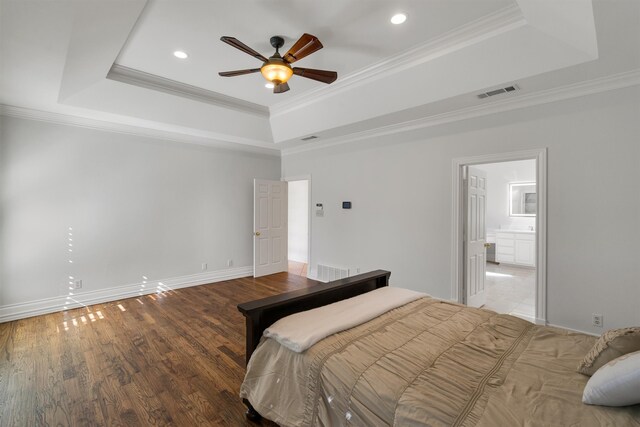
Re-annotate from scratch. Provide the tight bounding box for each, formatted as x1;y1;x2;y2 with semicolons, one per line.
237;271;640;426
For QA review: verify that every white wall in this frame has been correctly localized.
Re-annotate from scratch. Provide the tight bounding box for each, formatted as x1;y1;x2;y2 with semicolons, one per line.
282;86;640;335
287;180;309;263
0;116;280;312
475;160;536;231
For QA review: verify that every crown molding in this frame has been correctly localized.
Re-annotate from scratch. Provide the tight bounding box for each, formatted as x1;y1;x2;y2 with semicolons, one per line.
269;4;526;118
0;104;280;157
281;69;640;156
108;64;269;117
4;68;638;159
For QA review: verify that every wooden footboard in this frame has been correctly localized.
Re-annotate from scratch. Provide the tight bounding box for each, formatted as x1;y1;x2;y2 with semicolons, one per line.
237;270;391;365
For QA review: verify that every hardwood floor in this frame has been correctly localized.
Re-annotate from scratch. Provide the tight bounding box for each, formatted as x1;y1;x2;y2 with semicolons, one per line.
0;272;317;427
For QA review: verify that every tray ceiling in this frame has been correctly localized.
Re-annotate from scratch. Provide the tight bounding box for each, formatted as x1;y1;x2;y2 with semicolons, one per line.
115;0;514;106
1;0;638;154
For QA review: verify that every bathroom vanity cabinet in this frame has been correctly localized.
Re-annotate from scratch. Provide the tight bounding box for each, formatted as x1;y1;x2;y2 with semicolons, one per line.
495;231;536;267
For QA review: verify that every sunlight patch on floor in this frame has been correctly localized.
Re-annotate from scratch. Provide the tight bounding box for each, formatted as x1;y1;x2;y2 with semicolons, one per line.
486;271;513;278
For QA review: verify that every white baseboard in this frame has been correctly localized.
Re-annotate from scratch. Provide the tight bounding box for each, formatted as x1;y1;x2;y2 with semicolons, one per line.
0;266;253;323
546;322;600;337
305;267;324;282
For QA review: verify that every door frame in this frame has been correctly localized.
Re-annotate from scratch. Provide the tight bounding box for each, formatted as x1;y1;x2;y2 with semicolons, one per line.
451;148;547;325
282;174;312;278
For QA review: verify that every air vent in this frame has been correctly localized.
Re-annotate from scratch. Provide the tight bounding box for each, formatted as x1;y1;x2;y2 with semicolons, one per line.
301;135;318;141
477;85;519;99
317;264;350;282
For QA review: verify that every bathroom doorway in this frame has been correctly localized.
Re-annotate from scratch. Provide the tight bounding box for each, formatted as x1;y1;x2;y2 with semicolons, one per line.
475;160;536;321
452;149;547;325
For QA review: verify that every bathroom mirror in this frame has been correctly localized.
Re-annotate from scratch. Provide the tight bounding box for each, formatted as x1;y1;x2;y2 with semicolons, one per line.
509;182;536;216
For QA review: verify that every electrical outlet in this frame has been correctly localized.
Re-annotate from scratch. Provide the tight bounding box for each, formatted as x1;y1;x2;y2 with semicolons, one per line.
592;313;603;327
227;259;233;267
201;263;207;271
74;280;82;290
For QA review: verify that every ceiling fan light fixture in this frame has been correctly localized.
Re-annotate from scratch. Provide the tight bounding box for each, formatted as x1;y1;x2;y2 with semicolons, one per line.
218;34;337;93
260;62;293;84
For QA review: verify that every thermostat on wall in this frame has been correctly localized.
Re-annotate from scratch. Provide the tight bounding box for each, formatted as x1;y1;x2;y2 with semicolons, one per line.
342;201;352;209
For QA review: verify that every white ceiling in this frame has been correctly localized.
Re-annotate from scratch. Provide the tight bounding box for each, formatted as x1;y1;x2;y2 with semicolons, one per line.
115;0;513;106
0;0;638;155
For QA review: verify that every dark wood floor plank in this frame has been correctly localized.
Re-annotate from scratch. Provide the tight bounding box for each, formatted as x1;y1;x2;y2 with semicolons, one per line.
0;272;316;426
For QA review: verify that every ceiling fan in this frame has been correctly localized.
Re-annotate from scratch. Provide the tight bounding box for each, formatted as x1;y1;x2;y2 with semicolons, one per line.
218;34;338;94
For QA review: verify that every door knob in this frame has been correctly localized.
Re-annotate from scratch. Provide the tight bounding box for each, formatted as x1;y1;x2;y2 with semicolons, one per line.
484;243;491;248
255;231;261;236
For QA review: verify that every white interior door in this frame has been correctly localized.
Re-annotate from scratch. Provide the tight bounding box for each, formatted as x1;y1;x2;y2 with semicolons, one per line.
254;179;288;277
465;167;487;308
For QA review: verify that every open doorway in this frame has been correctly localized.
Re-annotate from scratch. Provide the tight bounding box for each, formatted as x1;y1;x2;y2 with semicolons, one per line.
452;149;547;325
475;160;536;321
286;178;310;277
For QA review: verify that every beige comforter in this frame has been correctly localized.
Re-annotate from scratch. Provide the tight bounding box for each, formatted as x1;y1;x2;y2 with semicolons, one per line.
240;297;640;426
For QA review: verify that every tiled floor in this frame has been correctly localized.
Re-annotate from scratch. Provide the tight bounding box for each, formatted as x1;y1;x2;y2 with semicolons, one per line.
288;260;308;277
483;262;535;321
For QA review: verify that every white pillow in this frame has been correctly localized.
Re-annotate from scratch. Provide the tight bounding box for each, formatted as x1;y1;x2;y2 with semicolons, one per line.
583;350;640;406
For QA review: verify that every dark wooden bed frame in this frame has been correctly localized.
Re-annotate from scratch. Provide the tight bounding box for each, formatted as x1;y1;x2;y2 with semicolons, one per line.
237;269;391;421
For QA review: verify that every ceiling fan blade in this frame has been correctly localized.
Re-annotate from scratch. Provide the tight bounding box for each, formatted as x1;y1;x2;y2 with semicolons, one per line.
273;82;290;94
283;33;323;63
293;67;337;84
218;68;261;77
220;36;269;63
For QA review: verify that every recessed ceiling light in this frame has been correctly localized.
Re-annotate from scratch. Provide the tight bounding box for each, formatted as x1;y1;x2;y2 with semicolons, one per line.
173;51;188;59
391;13;407;25
265;83;275;89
